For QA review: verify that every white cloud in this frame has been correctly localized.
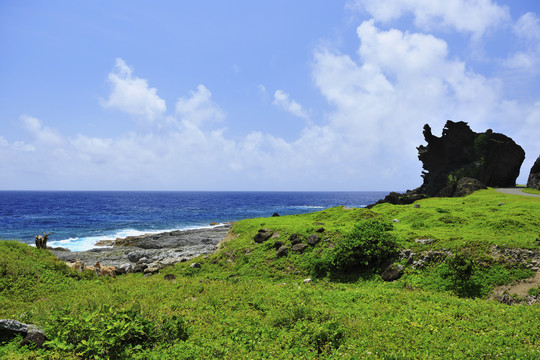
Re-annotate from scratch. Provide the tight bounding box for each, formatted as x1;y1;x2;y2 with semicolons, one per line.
272;90;310;120
12;141;35;152
175;84;225;128
505;12;540;73
349;0;510;39
20;115;64;146
514;12;540;41
311;20;526;187
101;58;166;125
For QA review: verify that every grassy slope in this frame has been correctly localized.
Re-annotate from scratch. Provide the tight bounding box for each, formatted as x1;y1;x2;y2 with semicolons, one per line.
1;189;539;359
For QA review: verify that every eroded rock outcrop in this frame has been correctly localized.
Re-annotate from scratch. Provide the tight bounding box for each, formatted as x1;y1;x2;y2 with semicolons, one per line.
418;121;525;196
527;155;540;190
369;121;526;207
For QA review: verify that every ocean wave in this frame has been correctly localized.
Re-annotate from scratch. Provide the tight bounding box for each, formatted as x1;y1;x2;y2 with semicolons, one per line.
47;223;224;252
286;205;325;209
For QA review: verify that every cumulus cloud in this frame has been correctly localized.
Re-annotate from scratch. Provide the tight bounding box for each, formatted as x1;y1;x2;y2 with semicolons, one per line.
311;19;527;186
505;12;540;73
175;84;225;128
349;0;510;39
20;115;64;146
272;90;310;120
101;58;166;125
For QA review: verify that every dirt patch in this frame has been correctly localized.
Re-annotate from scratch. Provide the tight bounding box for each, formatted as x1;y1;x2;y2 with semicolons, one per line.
492;271;540;297
217;230;238;249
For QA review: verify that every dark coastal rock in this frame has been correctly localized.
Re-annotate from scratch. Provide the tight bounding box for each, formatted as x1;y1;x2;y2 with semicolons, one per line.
418;121;525;196
254;229;273;243
453;177;487;197
381;263;404;281
20;330;47;348
315;227;325;233
0;320;47;348
164;274;176;281
50;224;232;270
527;155;540;190
307;234;321;246
289;234;302;245
369;120;525;207
276;245;288;258
291;243;308;253
274;240;284;250
190;262;201;269
367;190;426;207
272;212;280;217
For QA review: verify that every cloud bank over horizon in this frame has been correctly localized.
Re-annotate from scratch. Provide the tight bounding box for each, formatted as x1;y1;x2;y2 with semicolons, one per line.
1;1;539;191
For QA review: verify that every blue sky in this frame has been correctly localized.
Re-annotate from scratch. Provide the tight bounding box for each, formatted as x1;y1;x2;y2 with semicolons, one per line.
1;0;539;191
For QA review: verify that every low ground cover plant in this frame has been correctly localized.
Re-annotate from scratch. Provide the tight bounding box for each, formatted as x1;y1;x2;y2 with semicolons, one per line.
1;189;539;358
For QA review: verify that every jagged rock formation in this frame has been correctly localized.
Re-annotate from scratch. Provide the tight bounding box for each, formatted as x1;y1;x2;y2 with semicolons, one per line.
527;155;540;190
418;120;525;196
368;120;526;207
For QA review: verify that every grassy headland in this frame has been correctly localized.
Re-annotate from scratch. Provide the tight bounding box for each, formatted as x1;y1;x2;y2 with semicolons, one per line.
1;189;539;359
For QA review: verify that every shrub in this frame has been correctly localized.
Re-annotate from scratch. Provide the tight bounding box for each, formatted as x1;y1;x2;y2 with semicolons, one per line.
444;251;481;298
45;304;189;359
330;219;397;272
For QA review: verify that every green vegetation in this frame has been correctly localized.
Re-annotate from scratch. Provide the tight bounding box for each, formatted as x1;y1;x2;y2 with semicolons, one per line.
1;189;539;359
522;188;540;195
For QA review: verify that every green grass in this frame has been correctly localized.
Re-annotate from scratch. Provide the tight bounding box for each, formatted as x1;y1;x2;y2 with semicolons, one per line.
1;189;539;359
521;188;540;195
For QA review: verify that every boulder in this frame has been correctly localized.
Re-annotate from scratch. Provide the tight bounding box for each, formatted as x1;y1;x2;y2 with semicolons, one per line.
0;320;47;348
307;234;321;246
133;263;148;273
276;245;288;258
527;155;540;190
144;267;159;274
115;263;133;274
254;229;273;243
291;243;308;253
289;233;302;245
381;264;404;281
190;262;201;269
453;177;487;197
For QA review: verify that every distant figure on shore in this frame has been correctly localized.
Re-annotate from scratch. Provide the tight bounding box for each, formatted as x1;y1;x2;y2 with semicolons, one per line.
35;232;52;250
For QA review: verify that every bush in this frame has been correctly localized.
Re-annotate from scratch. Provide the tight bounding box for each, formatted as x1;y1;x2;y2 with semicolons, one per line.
45;304;189;359
330;219;397;272
444;251;481;298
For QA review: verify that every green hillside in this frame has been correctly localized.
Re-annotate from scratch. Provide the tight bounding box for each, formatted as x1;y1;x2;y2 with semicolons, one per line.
1;189;539;359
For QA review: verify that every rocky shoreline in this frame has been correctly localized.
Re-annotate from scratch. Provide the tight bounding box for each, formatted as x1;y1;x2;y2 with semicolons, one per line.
49;224;232;274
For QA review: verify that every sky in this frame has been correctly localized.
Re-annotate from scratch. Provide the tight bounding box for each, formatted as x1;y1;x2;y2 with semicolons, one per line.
1;0;540;191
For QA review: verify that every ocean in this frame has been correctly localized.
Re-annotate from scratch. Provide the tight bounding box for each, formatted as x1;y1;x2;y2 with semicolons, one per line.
0;191;388;251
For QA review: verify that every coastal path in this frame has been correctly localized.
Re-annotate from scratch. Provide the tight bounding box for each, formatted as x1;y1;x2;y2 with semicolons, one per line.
495;188;540;198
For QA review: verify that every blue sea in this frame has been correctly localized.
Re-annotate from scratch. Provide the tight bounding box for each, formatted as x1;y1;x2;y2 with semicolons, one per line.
0;191;388;251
